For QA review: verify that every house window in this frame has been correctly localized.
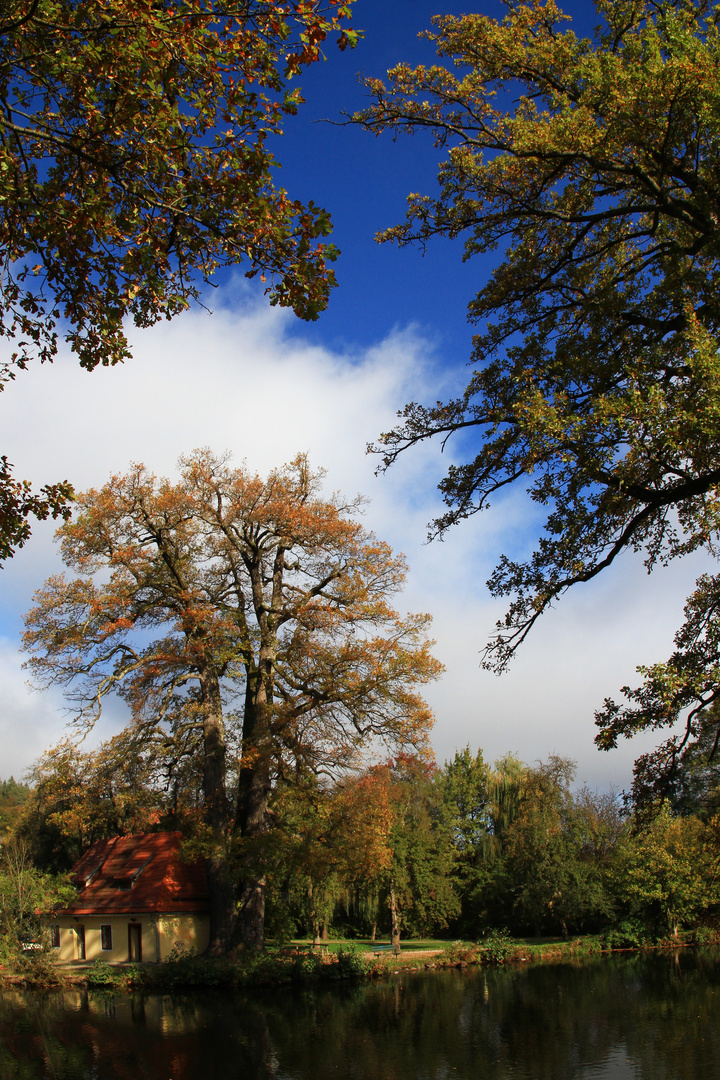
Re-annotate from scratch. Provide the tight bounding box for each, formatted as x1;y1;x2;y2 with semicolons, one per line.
100;924;113;951
50;926;60;949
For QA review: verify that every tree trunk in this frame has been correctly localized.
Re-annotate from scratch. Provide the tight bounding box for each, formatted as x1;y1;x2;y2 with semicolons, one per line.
239;877;266;951
236;678;274;951
389;879;401;956
206;856;238;956
308;882;320;944
200;665;236;955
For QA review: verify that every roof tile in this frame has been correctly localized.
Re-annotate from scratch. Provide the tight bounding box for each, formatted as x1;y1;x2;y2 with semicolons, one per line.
58;832;209;916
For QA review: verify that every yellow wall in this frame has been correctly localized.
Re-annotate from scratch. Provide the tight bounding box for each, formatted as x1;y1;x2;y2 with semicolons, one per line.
51;913;209;964
157;913;210;960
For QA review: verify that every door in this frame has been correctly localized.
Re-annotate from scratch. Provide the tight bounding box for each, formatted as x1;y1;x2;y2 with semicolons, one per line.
76;924;85;961
128;923;142;963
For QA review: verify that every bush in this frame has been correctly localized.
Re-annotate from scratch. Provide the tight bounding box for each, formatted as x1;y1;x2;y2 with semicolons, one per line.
693;926;720;947
442;941;481;965
363;952;390;978
478;928;513;964
601;920;651;950
85;961;117;986
288;949;327;980
332;944;366;979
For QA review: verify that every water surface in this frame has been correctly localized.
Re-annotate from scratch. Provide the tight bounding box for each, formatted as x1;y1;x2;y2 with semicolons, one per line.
1;950;718;1079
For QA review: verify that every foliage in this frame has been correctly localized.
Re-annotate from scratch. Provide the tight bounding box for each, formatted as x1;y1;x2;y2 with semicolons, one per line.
441;940;481;965
601;919;652;951
264;769;396;941
438;752;629;938
0;776;32;838
332;943;366;978
608;807;720;938
501;758;612;936
265;756;458;944
23;450;441;951
19;732;198;872
477;927;513;964
0;0;357;560
0;458;73;563
440;754;522;932
357;0;720;796
383;756;459;938
0;836;74;964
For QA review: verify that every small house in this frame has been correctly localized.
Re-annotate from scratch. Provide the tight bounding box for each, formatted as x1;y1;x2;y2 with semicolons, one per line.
51;831;210;964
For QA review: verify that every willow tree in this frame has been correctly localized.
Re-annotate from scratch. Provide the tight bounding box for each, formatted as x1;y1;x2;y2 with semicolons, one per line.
0;0;357;558
356;0;720;801
23;451;441;951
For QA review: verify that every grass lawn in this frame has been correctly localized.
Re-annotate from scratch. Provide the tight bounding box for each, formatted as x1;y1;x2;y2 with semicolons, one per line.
263;935;607;966
266;938;450;955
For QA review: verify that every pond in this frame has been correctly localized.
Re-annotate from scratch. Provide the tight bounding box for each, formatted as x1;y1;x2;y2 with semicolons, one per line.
1;950;719;1079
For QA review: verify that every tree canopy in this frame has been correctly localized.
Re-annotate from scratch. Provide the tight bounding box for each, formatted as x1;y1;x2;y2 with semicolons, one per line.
22;450;441;951
0;0;356;559
356;0;720;801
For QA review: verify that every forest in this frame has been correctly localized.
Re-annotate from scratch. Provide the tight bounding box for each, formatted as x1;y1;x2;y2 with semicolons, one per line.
2;733;720;963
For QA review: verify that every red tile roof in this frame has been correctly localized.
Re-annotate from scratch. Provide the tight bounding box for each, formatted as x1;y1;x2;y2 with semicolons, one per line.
57;832;209;916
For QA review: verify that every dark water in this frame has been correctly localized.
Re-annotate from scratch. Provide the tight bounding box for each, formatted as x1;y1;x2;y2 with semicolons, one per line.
2;950;719;1079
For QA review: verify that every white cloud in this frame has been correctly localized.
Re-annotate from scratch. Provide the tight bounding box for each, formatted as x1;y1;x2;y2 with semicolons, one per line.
0;286;711;790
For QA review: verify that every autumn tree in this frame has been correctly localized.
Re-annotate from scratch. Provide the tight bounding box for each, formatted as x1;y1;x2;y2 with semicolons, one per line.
22;450;441;952
18;731;202;872
357;0;720;797
384;755;458;942
264;769;395;941
0;777;31;839
608;807;719;939
334;757;458;947
0;0;357;558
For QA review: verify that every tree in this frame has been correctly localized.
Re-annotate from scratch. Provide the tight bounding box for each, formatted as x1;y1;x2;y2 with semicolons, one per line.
19;731;201;872
502;757;612;936
382;755;459;943
0;776;32;839
608;807;718;938
0;835;74;963
0;0;357;558
264;769;395;941
22;450;441;952
356;0;720;794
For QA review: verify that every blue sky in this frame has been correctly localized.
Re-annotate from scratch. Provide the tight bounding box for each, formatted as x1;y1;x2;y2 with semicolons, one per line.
0;0;704;790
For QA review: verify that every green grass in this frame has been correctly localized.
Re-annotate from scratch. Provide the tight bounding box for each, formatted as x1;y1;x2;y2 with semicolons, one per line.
266;938;449;955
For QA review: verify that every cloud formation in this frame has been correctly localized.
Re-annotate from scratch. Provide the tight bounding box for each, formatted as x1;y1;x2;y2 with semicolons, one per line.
1;286;707;787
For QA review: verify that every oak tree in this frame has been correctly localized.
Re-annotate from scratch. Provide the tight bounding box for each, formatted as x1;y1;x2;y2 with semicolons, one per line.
357;0;720;797
22;450;441;952
20;732;198;872
0;0;356;558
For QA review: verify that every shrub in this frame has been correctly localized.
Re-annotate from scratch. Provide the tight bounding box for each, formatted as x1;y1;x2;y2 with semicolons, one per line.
478;928;513;964
443;941;481;965
694;926;719;947
85;961;117;987
332;944;366;979
601;920;650;950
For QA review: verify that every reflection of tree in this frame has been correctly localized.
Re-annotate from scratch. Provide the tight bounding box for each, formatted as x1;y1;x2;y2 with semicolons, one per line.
1;955;719;1079
0;990;285;1080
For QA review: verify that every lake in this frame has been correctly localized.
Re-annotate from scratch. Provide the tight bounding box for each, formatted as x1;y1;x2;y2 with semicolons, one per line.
1;949;719;1079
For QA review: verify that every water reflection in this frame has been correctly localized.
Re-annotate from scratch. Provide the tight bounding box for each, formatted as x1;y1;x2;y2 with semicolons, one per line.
1;950;719;1080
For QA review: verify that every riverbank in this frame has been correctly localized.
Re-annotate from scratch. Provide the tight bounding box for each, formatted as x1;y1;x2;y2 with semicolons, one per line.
2;930;715;992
